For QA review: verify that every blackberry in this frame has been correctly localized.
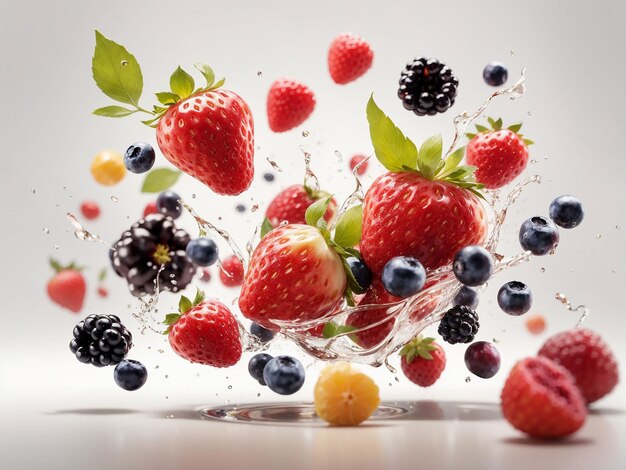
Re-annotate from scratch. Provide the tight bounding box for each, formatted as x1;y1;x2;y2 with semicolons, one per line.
438;305;479;345
69;314;132;367
110;213;196;297
398;57;458;116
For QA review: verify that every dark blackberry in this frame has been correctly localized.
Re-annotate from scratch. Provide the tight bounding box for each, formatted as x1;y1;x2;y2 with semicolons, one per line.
69;314;132;367
110;213;196;297
398;57;458;116
438;305;479;345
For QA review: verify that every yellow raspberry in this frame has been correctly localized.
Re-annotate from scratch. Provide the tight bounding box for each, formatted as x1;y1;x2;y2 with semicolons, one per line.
314;362;380;426
91;150;126;186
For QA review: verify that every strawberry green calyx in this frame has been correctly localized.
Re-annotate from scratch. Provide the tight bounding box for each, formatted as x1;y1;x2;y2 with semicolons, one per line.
399;336;439;363
366;95;484;198
91;31;224;128
466;117;534;146
162;288;205;334
50;258;83;273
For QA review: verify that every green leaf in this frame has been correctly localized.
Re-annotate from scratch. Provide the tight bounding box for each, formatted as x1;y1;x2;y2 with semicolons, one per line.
508;123;522;133
162;313;180;325
92;31;143;107
192;288;205;306
333;205;362;248
417;134;443;180
49;258;63;272
156;91;180;105
523;138;534;146
493;118;503;130
440;146;465;176
170;66;195;99
98;268;107;282
341;257;366;295
305;196;331;227
366;95;418;172
475;124;489;133
194;63;215;88
141;168;182;193
178;295;192;314
322;322;357;339
466;133;477;140
93;105;137;117
260;217;274;238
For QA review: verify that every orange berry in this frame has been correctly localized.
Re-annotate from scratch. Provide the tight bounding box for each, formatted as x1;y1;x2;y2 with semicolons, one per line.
314;362;380;426
91;150;126;186
526;314;546;334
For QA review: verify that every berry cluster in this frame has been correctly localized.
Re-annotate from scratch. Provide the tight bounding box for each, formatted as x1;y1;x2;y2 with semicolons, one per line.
70;314;132;367
438;305;480;344
398;58;458;116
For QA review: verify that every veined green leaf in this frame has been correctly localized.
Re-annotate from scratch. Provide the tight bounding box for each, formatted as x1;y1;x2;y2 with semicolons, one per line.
170;66;195;99
194;63;215;88
162;313;180;325
93;105;137;117
417;134;443;180
440;146;465;176
156;91;180;105
92;31;143;106
305;196;331;227
366;95;418;172
141;168;182;193
333;205;362;248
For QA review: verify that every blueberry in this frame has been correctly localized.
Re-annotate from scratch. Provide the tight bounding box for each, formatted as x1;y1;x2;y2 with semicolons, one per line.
483;62;508;86
113;359;148;391
124;142;156;174
263;355;305;395
250;323;275;343
464;342;501;378
186;237;219;267
453;246;494;286
156;191;182;219
235;204;246;213
248;353;273;385
263;172;275;182
346;257;373;291
381;256;426;298
519;216;560;255
453;286;479;309
497;281;532;316
549;195;584;229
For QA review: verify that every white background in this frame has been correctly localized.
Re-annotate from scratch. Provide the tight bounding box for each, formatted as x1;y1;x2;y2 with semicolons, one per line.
1;0;625;468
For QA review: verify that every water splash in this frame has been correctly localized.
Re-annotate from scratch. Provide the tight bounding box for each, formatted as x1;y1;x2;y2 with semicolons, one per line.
66;213;111;248
555;293;589;327
300;146;320;194
266;156;283;172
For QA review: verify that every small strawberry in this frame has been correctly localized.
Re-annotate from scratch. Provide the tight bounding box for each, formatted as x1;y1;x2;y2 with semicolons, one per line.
91;31;254;196
267;79;315;132
538;328;619;404
80;201;101;220
164;289;242;367
349;154;368;176
400;336;446;387
465;118;533;189
240;198;364;328
361;97;488;273
47;259;86;313
266;184;337;227
219;255;245;287
328;33;374;85
501;356;587;439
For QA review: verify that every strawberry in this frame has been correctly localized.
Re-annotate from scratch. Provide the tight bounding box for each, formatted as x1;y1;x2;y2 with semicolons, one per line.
91;32;254;196
47;259;86;313
465;118;533;189
267;79;315;132
360;97;488;273
143;201;158;217
501;356;587;439
266;184;337;227
349;154;368;176
538;329;619;404
164;290;242;367
80;201;101;220
328;33;374;85
400;336;446;387
219;255;245;288
240;198;364;329
345;279;397;348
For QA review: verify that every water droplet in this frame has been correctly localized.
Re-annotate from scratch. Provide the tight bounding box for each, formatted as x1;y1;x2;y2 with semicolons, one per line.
257;71;262;77
510;49;515;56
155;365;159;369
257;393;261;398
302;130;309;137
30;188;36;194
612;268;617;273
165;396;169;399
493;338;500;343
394;376;399;383
158;349;165;354
388;382;393;387
334;150;343;162
616;225;621;230
228;385;232;390
63;186;67;191
54;245;59;251
121;60;129;67
527;111;532;116
166;414;174;419
540;267;546;273
251;204;259;213
111;196;119;203
596;234;602;239
192;194;196;199
43;228;50;234
465;376;471;383
530;159;538;164
165;374;169;379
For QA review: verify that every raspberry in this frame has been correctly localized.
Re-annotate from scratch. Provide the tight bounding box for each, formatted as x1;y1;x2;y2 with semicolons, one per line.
438;305;479;344
538;329;619;404
69;314;132;367
398;57;458;116
501;357;587;439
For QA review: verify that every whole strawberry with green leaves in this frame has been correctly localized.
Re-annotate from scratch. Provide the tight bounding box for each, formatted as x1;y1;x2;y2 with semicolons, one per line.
266;184;337;227
400;336;446;387
465;117;533;189
239;200;366;329
47;259;86;313
91;31;254;196
360;96;488;273
164;289;242;367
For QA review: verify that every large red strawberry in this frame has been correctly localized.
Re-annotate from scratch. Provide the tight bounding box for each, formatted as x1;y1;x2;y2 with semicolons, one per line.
361;97;488;273
328;33;374;85
47;259;86;313
267;78;316;132
91;32;254;196
465;118;532;189
538;328;619;404
164;290;242;367
400;336;446;387
266;184;337;227
240;198;363;329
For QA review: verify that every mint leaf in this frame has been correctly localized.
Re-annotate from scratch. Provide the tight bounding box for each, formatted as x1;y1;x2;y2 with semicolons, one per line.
305;196;331;227
194;63;215;88
93;105;137;117
141;168;182;193
179;295;192;314
92;31;143;107
333;205;362;248
417;134;443;180
155;92;180;105
260;217;274;239
170;66;195;99
366;95;418;172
